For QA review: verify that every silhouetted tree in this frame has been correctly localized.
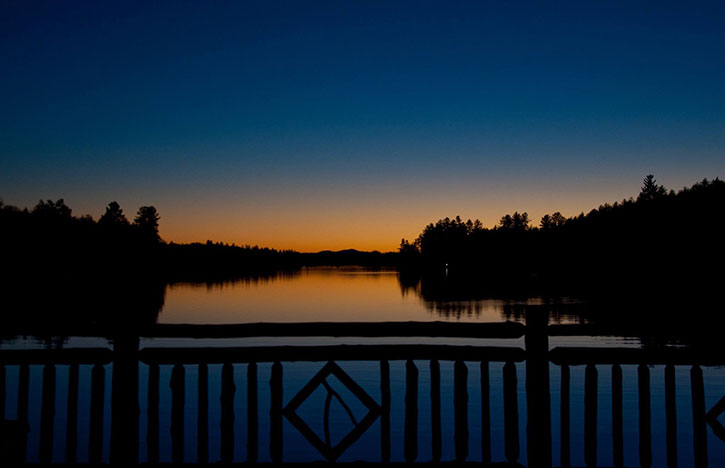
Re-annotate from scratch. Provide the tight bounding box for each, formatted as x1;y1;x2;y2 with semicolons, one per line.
98;201;128;226
551;212;566;227
499;214;513;229
134;206;161;242
500;212;529;230
32;199;72;219
540;214;553;230
399;238;417;255
638;174;667;202
540;211;567;230
512;212;529;230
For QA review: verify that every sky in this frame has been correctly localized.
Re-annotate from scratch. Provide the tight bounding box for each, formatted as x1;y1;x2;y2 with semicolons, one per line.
2;1;725;252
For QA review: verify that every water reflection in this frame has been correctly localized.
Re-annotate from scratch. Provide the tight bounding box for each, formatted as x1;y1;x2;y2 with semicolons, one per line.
1;266;720;347
400;270;724;347
3;269;725;465
172;269;303;291
420;299;589;324
158;267;591;325
398;269;589;324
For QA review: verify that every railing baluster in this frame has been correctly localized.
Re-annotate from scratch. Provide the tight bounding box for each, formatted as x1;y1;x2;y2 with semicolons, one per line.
66;363;79;463
665;363;678;468
525;312;551;468
454;360;469;462
248;362;258;463
147;362;159;464
404;359;418;463
170;363;185;463
560;363;570;468
17;363;29;463
481;361;491;463
691;364;708;468
612;363;623;468
198;362;208;464
110;335;139;464
89;363;105;464
584;363;597;468
503;360;519;463
430;359;441;462
639;363;652;468
270;361;283;463
39;363;56;463
221;362;235;463
380;360;391;463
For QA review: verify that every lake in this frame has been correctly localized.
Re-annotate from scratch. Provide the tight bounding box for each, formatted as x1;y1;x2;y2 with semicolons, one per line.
1;267;724;466
160;266;594;326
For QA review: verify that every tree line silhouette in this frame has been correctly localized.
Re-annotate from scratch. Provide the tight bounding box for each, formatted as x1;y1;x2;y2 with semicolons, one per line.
1;175;723;330
0;198;397;329
399;175;725;304
0;200;171;329
0;198;306;281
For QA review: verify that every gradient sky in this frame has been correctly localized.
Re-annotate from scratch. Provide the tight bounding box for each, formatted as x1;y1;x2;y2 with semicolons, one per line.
2;1;725;251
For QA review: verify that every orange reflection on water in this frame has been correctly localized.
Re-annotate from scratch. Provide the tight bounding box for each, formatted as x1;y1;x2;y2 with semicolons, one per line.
159;267;514;324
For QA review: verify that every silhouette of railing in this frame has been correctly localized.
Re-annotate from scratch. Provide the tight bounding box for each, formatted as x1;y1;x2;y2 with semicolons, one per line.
0;319;723;466
0;348;113;464
549;347;717;468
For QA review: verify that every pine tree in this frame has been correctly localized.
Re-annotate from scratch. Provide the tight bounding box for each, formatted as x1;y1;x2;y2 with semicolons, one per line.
638;174;667;202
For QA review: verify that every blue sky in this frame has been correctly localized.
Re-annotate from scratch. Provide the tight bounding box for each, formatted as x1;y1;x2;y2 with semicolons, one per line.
2;1;725;250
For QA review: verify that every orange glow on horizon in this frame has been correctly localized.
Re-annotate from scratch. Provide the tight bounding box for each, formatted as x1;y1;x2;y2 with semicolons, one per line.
24;173;658;253
156;188;636;253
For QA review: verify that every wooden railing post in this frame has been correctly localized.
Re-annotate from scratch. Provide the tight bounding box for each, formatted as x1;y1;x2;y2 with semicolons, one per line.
691;365;708;467
39;363;56;463
560;363;570;468
89;362;106;463
17;363;29;463
585;363;598;468
147;362;160;463
198;363;208;464
525;311;552;468
503;360;519;463
380;360;391;463
612;363;623;468
665;364;678;468
270;361;283;463
110;334;139;465
639;363;652;468
66;363;79;463
170;363;186;463
430;359;441;462
220;362;235;463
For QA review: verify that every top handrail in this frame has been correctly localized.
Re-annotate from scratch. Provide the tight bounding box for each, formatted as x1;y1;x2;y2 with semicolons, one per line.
144;321;526;338
3;320;699;340
4;321;527;339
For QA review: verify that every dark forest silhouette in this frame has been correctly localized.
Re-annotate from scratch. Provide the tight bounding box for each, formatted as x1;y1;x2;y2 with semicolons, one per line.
0;199;394;329
0;199;396;277
399;176;724;297
397;176;725;341
1;175;724;331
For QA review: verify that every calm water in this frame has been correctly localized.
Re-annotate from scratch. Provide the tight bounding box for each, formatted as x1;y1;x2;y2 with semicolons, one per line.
159;266;583;325
3;267;725;465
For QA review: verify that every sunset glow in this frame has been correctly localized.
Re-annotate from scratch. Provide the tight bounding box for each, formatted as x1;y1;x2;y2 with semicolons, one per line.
2;2;724;252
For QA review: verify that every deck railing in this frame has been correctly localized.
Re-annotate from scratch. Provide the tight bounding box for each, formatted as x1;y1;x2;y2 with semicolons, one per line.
0;317;722;467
